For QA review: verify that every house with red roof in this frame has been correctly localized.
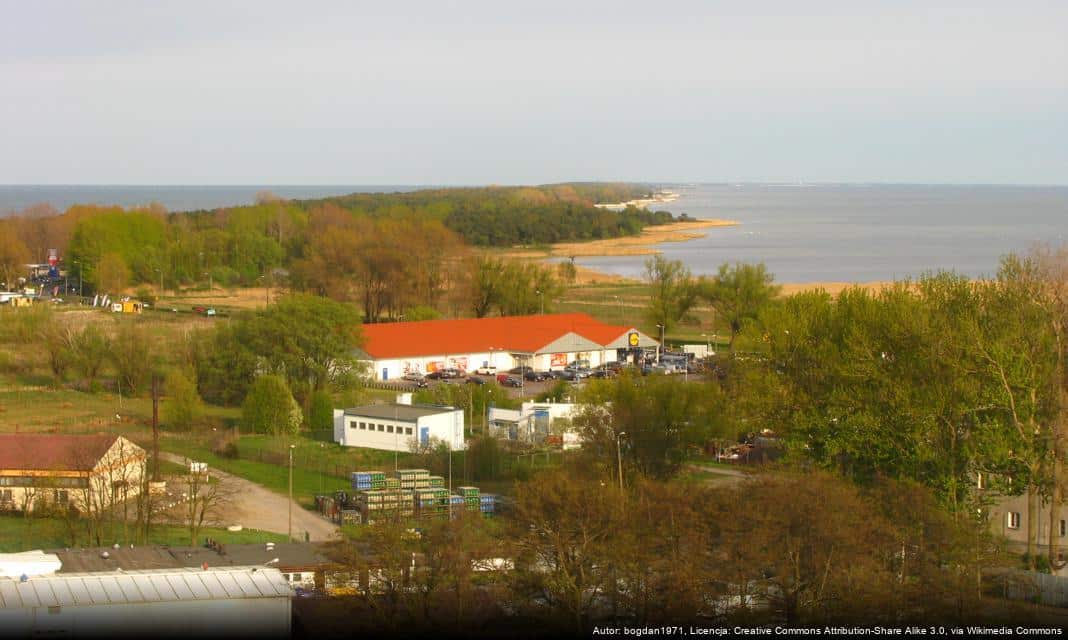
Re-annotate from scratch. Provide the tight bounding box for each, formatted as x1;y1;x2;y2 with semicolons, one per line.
356;313;658;381
0;434;146;514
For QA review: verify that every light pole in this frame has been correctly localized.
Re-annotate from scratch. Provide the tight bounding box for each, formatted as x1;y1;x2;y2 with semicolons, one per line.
202;272;212;291
616;431;627;490
288;444;295;541
614;296;623;325
535;289;543;315
74;260;82;298
656;324;664;364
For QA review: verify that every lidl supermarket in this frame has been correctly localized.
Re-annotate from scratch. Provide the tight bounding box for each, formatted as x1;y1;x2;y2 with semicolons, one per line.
356;313;659;381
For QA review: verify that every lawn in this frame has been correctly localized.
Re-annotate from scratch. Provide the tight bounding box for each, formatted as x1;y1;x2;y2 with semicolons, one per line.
0;514;285;553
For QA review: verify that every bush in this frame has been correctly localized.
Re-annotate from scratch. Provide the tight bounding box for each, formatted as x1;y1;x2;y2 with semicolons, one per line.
163;368;203;431
305;390;335;432
213;435;240;459
241;374;302;435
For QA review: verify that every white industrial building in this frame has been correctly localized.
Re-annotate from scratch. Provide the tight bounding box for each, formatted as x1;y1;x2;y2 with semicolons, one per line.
333;397;465;452
357;313;658;381
488;400;583;445
0;566;293;638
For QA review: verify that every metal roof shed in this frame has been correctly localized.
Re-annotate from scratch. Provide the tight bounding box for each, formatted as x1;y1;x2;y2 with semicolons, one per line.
0;566;292;639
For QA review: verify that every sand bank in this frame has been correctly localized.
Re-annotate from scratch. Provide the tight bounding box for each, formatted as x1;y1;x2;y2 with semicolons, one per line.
551;219;739;258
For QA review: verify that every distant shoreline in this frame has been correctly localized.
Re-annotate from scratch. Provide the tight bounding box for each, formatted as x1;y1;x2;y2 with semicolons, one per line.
593;189;681;211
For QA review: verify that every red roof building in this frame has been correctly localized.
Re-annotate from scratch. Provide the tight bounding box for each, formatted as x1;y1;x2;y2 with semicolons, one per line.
0;434;146;513
357;313;657;381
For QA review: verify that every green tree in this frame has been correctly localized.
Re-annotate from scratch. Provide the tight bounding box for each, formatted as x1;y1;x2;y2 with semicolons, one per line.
643;254;697;336
241;374;301;435
96;252;131;294
698;262;781;351
305;389;335;433
575;372;727;480
111;323;151;395
71;323;111;390
163;368;203;431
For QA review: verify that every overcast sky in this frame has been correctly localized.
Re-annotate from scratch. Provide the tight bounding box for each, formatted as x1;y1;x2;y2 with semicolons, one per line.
2;1;1066;185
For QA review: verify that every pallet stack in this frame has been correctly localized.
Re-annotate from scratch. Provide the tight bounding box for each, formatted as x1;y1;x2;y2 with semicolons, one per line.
479;494;498;516
458;486;480;513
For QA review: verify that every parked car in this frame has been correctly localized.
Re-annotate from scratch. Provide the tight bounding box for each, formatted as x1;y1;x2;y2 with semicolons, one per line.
508;366;534;375
589;369;614;379
500;376;523;388
466;377;486;385
425;370;443;380
524;370;550;382
552;369;577;381
402;372;426;382
440;368;464;379
476;365;497;375
565;367;592;379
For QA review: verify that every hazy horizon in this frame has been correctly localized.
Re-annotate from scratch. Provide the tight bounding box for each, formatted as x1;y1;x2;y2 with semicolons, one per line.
2;1;1066;186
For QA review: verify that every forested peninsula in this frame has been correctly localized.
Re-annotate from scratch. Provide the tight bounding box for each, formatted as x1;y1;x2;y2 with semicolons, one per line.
0;183;681;322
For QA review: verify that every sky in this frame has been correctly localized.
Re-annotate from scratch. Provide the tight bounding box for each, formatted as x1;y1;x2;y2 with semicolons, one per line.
1;0;1066;185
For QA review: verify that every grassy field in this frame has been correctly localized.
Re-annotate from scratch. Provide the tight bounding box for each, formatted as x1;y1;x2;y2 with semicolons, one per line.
0;514;285;552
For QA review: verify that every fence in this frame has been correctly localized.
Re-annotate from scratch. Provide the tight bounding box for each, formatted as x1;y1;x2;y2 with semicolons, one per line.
997;570;1068;607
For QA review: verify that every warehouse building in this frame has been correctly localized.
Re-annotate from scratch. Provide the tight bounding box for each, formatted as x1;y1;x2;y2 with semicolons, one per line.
357;313;658;381
333;400;465;452
0;566;292;638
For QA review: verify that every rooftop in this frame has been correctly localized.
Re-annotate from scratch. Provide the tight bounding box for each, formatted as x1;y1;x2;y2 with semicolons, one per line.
357;313;646;359
0;434;130;472
50;543;335;574
0;567;291;609
343;403;458;422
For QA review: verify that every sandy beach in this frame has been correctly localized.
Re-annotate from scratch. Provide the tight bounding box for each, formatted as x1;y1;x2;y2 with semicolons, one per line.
550;219;739;258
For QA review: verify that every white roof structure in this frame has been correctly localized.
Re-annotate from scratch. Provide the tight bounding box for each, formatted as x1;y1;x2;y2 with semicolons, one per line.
0;551;62;578
0;566;292;610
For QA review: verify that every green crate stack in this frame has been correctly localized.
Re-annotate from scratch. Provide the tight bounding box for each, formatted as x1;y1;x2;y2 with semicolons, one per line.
428;476;445;488
385;478;401;489
371;471;386;489
459;486;481;511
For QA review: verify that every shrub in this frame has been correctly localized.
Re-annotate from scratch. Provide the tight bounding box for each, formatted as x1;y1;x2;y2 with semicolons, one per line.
241;374;301;435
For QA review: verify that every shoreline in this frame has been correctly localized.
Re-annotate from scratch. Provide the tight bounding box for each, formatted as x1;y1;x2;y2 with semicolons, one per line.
549;218;739;258
565;264;897;295
594;190;681;211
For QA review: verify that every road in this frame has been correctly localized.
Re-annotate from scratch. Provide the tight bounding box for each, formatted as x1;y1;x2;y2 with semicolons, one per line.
160;452;339;542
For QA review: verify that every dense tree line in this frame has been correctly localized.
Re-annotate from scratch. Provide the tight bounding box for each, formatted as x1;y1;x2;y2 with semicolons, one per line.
0;184;668;322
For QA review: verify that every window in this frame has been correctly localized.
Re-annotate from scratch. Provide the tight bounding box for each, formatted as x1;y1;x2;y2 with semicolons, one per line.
1061;520;1066;538
405;427;413;436
1007;512;1021;530
282;573;290;582
359;422;366;430
55;490;69;505
378;424;385;432
1;490;11;502
291;573;302;582
387;425;394;434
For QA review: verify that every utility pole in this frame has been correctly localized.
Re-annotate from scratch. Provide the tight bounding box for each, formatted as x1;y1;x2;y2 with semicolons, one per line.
288;444;295;541
151;375;161;481
536;289;543;315
616;431;626;490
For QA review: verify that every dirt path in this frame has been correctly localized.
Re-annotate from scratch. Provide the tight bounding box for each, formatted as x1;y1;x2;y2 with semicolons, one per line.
159;452;339;542
683;464;751;486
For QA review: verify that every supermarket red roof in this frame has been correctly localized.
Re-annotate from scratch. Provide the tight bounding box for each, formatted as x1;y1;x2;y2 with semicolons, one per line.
358;313;645;359
0;434;129;472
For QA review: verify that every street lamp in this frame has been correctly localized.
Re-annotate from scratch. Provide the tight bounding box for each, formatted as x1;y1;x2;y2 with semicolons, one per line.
656;324;665;364
202;272;212;291
616;431;627;490
535;289;543;315
288;444;295;541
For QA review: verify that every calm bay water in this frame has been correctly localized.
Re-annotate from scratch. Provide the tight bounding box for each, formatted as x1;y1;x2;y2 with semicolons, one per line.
0;185;427;215
578;184;1068;283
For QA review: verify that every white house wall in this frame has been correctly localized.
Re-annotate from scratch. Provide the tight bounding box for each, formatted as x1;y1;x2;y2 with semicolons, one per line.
338;415;419;452
418;411;466;450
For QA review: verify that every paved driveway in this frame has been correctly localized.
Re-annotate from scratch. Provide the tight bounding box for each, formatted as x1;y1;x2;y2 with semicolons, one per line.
160;452;340;542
